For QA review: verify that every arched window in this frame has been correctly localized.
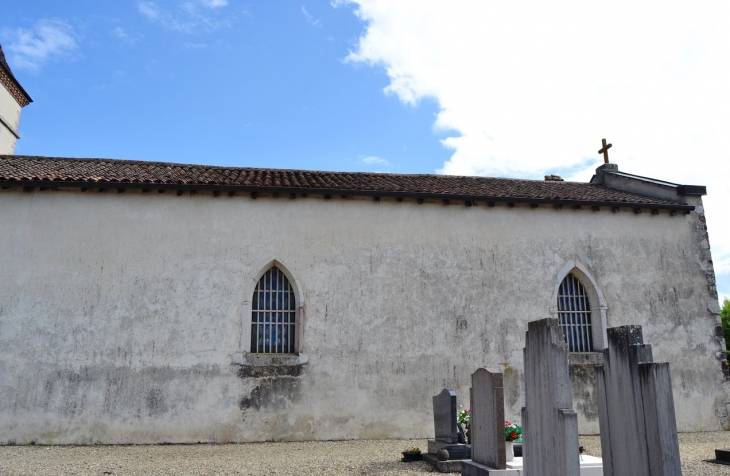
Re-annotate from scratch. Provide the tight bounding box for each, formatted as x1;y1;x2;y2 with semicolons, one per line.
557;273;593;352
251;266;296;354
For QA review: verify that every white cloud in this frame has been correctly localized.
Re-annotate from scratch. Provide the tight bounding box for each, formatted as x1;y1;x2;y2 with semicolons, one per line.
716;257;730;276
2;19;77;72
110;27;128;40
137;0;231;33
362;156;389;166
302;7;322;27
110;26;143;45
138;2;162;21
341;0;730;298
199;0;228;8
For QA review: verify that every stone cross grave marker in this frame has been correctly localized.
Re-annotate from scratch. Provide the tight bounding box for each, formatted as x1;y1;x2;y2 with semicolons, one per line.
595;325;682;476
462;368;506;475
433;388;458;444
521;318;580;476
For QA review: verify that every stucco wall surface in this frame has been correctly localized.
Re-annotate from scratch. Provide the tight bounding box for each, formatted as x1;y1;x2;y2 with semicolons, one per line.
0;85;20;155
0;188;725;444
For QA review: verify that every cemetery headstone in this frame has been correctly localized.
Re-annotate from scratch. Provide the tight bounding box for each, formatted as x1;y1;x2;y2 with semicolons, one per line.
595;325;682;476
424;388;472;472
433;388;458;444
462;368;506;476
521;318;580;476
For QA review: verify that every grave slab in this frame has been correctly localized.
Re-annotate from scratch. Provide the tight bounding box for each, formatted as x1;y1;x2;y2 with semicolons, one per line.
427;440;472;460
422;453;469;473
434;388;459;444
461;455;603;475
462;368;506;475
522;318;580;476
472;368;505;469
425;388;472;471
595;325;681;476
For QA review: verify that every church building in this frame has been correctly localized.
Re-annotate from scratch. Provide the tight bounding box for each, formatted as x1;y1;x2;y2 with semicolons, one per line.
0;45;32;155
0;46;726;445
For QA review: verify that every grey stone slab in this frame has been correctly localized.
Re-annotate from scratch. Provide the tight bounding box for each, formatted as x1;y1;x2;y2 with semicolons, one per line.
422;453;467;473
596;326;682;476
470;368;505;469
596;326;652;476
595;325;682;476
522;318;580;476
639;362;682;476
462;459;521;475
434;388;459;444
594;365;613;475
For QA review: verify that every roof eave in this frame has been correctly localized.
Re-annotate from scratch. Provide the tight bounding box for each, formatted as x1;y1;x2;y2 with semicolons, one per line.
0;179;694;211
0;63;33;106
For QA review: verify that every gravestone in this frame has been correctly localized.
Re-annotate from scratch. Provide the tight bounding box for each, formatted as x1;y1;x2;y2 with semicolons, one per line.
521;318;580;476
462;368;506;475
424;388;472;472
595;325;682;476
433;388;458;443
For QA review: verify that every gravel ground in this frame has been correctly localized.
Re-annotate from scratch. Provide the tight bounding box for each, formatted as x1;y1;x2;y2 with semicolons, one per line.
0;432;729;475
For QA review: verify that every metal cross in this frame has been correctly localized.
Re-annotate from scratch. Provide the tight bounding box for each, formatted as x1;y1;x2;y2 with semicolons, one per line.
598;138;612;164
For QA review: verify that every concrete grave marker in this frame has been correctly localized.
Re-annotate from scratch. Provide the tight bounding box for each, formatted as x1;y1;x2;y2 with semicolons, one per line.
595;325;682;476
462;368;506;475
521;318;580;476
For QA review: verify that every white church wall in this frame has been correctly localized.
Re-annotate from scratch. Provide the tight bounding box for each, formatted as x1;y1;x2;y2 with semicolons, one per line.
0;188;725;444
0;85;21;154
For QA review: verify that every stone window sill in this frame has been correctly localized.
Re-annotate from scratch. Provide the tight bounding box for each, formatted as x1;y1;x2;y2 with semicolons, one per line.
568;352;603;365
231;352;309;377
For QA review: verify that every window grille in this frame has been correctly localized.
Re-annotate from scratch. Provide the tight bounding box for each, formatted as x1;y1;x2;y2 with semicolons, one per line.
557;273;593;352
251;267;296;353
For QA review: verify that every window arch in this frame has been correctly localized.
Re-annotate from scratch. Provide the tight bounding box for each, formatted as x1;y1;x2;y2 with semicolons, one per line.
251;266;296;354
557;273;593;352
233;259;305;363
550;260;608;351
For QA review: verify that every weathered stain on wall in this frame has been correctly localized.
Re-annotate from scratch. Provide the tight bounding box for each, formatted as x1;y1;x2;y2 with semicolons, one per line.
0;187;725;444
568;353;603;432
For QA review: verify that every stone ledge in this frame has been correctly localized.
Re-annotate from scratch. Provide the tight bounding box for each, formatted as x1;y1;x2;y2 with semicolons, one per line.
568;352;603;365
462;460;520;475
427;440;471;459
232;353;309;378
421;453;467;473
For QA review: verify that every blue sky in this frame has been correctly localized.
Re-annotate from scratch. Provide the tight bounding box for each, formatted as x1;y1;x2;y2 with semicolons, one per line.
2;1;448;173
1;1;729;302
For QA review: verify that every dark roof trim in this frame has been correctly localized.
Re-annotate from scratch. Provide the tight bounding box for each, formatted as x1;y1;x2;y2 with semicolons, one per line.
608;170;706;196
0;179;696;211
607;171;680;187
676;185;707;196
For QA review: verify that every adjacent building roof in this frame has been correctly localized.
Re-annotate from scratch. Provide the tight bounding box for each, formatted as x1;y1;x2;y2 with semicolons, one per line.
0;155;693;210
0;45;32;107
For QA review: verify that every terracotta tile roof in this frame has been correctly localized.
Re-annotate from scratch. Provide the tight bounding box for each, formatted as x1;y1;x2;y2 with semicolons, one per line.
0;155;687;208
